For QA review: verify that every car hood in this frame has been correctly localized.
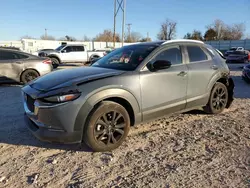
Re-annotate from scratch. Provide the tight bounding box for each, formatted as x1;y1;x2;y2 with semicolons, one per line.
29;67;124;91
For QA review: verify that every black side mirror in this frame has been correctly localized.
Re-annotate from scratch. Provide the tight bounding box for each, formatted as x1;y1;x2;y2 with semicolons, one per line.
152;60;172;71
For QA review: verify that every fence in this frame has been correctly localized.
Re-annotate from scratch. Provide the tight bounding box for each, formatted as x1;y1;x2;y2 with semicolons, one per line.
0;39;137;53
205;39;250;51
2;39;250;54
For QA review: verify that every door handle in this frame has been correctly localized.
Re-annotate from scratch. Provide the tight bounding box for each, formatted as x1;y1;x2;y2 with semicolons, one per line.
177;71;187;76
211;65;218;70
15;61;22;64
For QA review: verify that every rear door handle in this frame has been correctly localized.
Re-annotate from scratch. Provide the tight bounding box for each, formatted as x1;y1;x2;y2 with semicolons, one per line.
177;71;187;76
211;65;218;70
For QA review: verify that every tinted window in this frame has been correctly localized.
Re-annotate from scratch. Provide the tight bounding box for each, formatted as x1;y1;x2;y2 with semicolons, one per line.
0;51;29;60
72;46;85;51
64;46;72;52
153;47;182;65
92;44;159;71
187;46;208;62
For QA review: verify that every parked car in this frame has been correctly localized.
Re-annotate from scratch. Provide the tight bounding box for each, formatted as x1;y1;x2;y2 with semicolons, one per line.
226;50;249;63
242;64;250;83
22;39;234;152
0;48;52;84
224;46;244;56
38;44;106;68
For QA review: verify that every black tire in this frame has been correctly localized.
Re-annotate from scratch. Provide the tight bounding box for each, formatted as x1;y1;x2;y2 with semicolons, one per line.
21;69;39;84
83;101;130;152
51;57;59;69
89;55;100;62
204;82;228;114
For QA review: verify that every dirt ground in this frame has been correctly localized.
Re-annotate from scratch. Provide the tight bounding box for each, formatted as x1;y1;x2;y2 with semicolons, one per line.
0;64;250;188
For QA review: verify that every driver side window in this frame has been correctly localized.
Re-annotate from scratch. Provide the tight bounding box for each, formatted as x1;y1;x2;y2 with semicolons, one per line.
153;46;183;65
64;46;72;53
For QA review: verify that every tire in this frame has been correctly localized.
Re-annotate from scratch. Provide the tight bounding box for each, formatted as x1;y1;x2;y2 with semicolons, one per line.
21;69;39;84
89;55;100;62
204;82;228;114
51;57;60;69
83;101;130;152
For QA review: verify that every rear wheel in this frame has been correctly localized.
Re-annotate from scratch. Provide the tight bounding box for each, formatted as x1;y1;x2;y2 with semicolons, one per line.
204;82;228;114
21;69;39;84
83;101;130;152
51;57;60;68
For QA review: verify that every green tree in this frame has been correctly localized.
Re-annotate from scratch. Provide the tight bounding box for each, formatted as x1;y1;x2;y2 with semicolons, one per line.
204;28;217;41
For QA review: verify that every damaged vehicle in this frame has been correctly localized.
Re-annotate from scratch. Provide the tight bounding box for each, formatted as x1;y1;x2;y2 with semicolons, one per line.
0;48;53;84
22;39;234;152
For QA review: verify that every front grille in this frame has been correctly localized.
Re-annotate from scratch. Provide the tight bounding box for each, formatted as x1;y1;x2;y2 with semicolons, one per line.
26;94;35;112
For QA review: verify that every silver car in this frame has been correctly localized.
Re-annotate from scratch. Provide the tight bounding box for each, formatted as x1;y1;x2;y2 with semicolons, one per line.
22;40;234;152
0;48;53;83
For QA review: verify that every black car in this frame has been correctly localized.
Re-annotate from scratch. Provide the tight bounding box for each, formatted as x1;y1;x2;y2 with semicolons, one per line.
242;64;250;83
226;50;249;63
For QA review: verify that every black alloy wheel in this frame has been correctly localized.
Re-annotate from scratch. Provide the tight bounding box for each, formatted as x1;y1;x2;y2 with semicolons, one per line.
204;82;228;114
84;101;130;152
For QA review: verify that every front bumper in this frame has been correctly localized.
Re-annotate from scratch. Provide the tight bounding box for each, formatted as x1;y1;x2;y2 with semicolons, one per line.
22;87;83;144
242;70;250;83
24;114;82;143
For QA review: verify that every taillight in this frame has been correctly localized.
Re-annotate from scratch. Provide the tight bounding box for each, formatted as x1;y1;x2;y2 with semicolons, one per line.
43;59;52;64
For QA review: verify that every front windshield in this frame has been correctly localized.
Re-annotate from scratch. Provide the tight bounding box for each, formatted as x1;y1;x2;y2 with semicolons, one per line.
91;44;159;71
55;45;65;51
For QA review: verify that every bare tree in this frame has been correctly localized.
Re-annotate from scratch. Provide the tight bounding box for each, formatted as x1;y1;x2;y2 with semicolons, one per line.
83;35;91;41
40;35;55;40
157;19;177;40
207;19;245;40
125;32;142;42
94;29;120;42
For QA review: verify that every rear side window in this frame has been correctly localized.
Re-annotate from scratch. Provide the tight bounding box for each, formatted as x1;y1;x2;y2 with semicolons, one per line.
0;51;29;60
73;46;85;51
187;46;208;62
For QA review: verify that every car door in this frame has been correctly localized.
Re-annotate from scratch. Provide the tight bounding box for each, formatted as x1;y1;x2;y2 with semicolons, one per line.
184;44;220;109
60;46;75;62
0;50;24;82
71;46;88;62
140;45;188;121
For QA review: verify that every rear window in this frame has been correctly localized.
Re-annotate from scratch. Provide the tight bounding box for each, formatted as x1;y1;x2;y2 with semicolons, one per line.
0;50;29;60
186;46;208;62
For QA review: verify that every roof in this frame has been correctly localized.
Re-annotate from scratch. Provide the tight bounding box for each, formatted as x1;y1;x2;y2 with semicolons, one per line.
127;39;204;47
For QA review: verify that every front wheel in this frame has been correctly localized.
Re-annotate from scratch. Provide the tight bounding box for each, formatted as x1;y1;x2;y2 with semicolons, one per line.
83;101;130;152
204;82;228;114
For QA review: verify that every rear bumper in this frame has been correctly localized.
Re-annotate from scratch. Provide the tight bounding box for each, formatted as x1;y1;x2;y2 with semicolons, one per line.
24;113;82;144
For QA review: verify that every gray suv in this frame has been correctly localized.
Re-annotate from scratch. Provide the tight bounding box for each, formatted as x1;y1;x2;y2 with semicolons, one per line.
22;40;234;152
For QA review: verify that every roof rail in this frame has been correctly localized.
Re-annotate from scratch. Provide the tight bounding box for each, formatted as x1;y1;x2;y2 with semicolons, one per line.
162;39;204;45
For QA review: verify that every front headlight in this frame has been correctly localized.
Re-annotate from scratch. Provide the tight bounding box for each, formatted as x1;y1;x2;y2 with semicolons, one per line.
43;93;81;103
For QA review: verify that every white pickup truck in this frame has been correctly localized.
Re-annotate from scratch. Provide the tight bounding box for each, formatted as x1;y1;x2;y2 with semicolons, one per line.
38;44;105;68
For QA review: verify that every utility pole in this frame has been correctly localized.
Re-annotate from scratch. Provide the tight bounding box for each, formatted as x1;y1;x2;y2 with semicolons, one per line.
121;0;126;46
113;0;126;47
113;0;116;48
45;28;47;40
126;23;132;42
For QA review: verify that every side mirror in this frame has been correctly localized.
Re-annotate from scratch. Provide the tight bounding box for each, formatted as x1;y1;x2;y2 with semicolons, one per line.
61;50;67;53
152;60;172;71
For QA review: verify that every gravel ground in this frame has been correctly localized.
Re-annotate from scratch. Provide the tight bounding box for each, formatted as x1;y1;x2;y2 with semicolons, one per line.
0;64;250;188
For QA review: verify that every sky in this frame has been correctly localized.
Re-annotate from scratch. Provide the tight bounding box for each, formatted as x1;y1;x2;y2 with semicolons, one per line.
0;0;249;41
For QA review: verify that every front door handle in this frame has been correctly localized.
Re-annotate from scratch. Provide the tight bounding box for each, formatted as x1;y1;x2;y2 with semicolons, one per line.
177;71;187;76
15;61;22;64
211;65;218;70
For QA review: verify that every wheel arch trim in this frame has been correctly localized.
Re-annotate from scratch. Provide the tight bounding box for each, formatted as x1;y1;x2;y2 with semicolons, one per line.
74;88;141;133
